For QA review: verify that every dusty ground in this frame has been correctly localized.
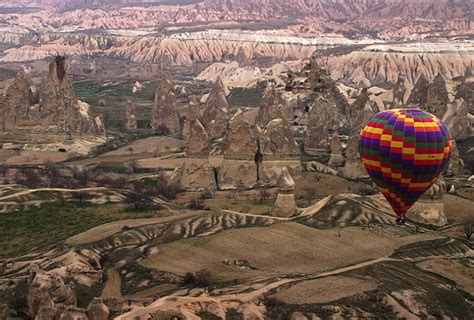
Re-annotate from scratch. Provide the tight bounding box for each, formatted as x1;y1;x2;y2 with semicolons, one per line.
443;194;474;222
270;276;378;304
140;222;438;282
3;150;71;165
66;211;204;245
417;258;474;295
295;172;368;203
104;136;184;157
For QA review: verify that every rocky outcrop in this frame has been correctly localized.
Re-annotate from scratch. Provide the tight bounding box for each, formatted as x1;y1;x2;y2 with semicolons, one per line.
217;160;257;190
151;73;180;132
185;119;210;156
260;118;300;159
455;71;474;114
391;76;411;108
178;161;217;191
271;167;296;218
425;74;449;118
341;135;368;180
443;99;473;140
87;298;110;320
316;43;473;86
328;134;344;168
256;81;291;127
222;109;259;160
407;75;430;107
124;99;137;130
305;93;348;154
1;56;104;135
408;176;447;227
446;140;464;176
201;77;229;139
26;268;80;319
183;96;200;139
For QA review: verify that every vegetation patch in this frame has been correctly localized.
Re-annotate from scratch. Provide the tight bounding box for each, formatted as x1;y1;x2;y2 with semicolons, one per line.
0;203;156;259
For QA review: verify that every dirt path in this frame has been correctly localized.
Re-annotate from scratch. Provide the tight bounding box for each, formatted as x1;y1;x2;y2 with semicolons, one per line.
101;268;122;298
117;244;470;319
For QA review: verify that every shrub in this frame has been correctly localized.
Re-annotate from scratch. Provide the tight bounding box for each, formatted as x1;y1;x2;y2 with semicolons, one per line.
194;269;212;287
200;188;214;199
182;272;195;286
155;124;170;136
353;184;378;196
188;198;208;210
463;219;473;240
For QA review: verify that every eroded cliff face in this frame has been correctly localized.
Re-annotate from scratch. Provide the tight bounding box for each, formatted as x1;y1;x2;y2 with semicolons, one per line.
0;56;105;135
316;43;474;86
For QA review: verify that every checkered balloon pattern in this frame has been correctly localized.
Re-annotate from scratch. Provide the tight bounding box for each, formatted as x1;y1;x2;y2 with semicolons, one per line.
359;109;452;217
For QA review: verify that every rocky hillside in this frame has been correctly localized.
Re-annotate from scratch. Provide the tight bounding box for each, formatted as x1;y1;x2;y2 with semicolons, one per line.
315;42;474;86
0;56;105;135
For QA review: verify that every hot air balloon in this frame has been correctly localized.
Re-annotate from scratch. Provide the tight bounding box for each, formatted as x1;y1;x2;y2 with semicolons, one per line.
359;108;452;225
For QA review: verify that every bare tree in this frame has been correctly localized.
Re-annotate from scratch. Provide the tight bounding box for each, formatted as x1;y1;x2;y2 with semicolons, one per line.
124;181;145;210
71;191;88;204
463;219;473;240
72;167;90;188
302;185;317;204
257;184;271;204
44;161;61;187
23;169;41;188
194;269;213;288
0;165;8;180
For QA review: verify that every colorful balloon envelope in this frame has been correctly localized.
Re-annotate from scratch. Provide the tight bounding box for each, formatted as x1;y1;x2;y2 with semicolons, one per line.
359;108;452;217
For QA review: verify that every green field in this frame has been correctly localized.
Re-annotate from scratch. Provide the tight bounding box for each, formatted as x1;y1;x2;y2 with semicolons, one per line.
0;203;156;259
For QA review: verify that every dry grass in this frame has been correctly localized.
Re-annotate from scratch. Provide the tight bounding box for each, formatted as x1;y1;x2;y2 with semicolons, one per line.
294;172;368;204
271;276;377;304
443;194;474;223
140;222;435;282
104;136;184;157
417;258;474;295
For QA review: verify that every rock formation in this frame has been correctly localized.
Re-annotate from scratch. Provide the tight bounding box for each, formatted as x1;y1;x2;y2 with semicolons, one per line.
222;109;259;160
1;56;104;135
271;167;296;218
443;99;473;140
256;81;291;127
151;73;180;132
124;99;137;130
307;61;335;92
425;74;449;118
183;96;200;139
407;75;430;108
185;119;210;156
201;77;229;139
342;135;368;179
447;140;464;176
407;176;447;226
218;160;257;190
391;75;411;108
26;268;80;319
87;298;110;320
455;71;474;114
178;161;217;191
328;134;344;168
260;118;300;159
305;94;348;154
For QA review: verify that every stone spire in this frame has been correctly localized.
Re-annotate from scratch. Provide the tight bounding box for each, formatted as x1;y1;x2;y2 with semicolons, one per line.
201;77;229;139
271;167;296;218
151;73;180;132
